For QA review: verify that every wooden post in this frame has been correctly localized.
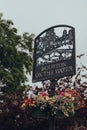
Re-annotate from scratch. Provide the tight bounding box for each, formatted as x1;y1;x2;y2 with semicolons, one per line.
49;79;56;130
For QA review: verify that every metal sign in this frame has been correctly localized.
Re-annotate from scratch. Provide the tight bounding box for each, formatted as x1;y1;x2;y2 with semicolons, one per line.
32;25;76;82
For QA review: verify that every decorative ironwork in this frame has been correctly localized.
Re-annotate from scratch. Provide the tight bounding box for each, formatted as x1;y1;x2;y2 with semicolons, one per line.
33;25;76;82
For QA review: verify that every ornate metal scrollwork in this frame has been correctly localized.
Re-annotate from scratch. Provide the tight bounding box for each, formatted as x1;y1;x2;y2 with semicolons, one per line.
36;27;74;67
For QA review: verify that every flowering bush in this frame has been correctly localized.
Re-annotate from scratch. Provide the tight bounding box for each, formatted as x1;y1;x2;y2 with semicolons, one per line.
21;88;85;117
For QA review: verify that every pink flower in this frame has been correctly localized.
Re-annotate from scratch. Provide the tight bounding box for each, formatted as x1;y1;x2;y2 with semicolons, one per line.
59;91;65;96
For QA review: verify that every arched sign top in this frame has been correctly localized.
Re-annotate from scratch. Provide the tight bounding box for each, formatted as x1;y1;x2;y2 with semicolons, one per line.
35;25;75;39
33;25;76;82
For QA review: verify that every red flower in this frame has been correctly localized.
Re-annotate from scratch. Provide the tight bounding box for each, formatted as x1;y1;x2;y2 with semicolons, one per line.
39;92;48;97
25;98;35;105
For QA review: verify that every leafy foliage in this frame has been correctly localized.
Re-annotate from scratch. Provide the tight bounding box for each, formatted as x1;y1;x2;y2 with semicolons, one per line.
21;88;85;118
0;14;34;92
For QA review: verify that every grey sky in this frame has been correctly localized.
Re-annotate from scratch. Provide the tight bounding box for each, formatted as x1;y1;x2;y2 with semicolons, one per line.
0;0;87;85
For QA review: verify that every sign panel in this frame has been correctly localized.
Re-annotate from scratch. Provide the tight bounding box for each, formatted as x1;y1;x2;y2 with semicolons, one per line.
32;25;76;82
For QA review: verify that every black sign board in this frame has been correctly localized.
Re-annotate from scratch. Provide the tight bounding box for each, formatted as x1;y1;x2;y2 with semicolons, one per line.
32;25;76;82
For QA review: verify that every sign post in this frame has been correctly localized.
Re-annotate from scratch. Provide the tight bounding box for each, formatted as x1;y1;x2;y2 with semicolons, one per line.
49;79;56;130
32;25;76;130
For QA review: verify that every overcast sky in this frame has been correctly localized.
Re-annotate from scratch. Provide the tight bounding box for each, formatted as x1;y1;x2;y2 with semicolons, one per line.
0;0;87;86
